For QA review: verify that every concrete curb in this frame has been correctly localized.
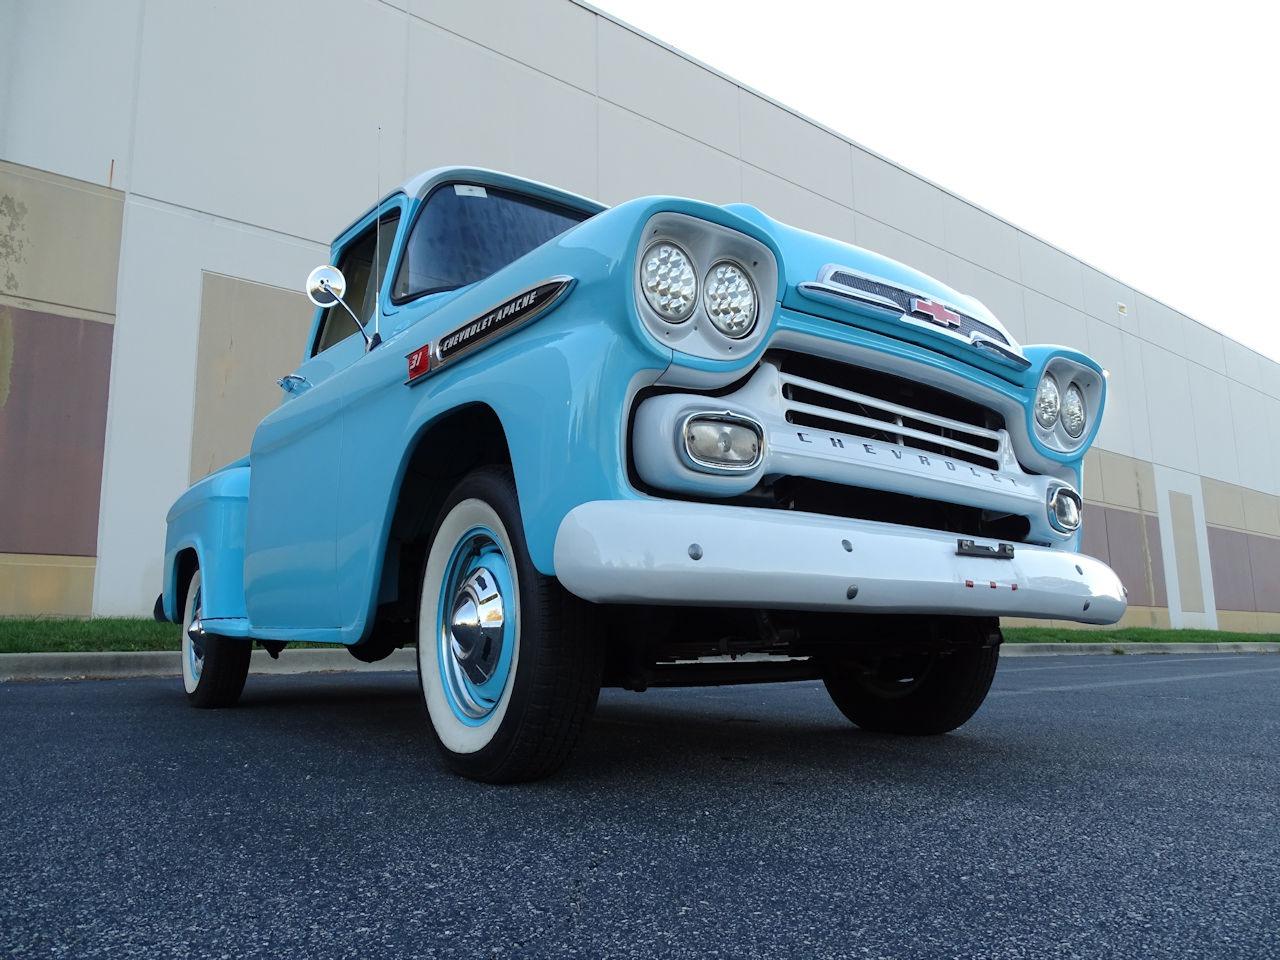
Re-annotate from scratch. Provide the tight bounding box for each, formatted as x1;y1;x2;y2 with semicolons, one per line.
1;642;1277;681
0;648;417;682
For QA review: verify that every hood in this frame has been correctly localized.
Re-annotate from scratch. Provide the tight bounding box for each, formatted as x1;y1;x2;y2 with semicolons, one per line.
723;203;1026;378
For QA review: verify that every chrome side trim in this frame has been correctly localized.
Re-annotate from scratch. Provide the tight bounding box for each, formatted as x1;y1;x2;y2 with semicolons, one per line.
971;333;1033;370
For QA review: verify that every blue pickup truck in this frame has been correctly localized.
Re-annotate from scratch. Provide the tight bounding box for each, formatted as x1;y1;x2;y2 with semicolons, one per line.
160;166;1125;782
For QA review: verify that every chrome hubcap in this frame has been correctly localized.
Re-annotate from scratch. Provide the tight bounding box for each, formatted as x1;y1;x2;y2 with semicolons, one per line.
185;588;205;683
438;529;515;722
448;568;505;686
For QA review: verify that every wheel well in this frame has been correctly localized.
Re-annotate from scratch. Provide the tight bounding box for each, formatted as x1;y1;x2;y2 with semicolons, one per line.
174;547;199;621
377;404;513;628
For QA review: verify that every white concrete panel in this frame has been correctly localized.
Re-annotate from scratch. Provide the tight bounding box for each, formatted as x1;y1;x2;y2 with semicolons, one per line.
1134;293;1187;356
1266;395;1280;497
1152;464;1218;629
130;0;408;243
741;166;855;244
597;18;739;154
739;93;853;207
0;0;142;188
1185;364;1240;484
1183;319;1226;374
853;214;949;284
410;0;597;93
850;149;946;247
1017;232;1084;310
406;22;598;201
945;255;1027;344
1223;336;1265;391
1081;265;1138;334
1084;317;1134;456
598;104;740;206
1120;331;1153;462
1022;289;1088;351
1262;356;1280;400
93;197;325;616
1140;341;1199;474
940;194;1020;281
1227;381;1277;496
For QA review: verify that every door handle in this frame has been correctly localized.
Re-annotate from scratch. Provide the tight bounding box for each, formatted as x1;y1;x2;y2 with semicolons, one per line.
277;374;311;393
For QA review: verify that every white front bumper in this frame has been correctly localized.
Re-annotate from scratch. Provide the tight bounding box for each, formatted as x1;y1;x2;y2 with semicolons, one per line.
553;500;1127;624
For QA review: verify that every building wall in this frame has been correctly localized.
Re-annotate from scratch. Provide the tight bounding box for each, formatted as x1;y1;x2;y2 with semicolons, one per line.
2;0;1278;627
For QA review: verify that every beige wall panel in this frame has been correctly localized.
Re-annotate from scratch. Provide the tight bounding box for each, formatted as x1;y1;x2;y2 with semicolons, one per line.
1201;478;1247;530
1168;491;1205;614
1216;610;1261;634
0;161;123;316
0;554;94;617
190;274;313;481
1241;488;1280;537
1097;450;1156;513
1083;449;1103;502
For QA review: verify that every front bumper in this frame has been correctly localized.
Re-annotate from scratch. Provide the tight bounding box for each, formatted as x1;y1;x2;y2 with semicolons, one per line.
553;500;1127;624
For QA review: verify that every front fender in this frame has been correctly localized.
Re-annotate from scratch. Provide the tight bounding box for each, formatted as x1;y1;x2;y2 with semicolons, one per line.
162;461;250;623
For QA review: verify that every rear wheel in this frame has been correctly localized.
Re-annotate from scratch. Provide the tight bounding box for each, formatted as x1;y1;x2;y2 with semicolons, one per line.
180;569;251;708
821;621;1000;734
417;467;602;783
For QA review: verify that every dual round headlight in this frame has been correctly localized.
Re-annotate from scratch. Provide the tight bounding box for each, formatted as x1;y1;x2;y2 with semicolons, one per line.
1034;373;1087;440
640;241;758;339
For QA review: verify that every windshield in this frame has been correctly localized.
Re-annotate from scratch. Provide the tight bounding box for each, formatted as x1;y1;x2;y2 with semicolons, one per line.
393;184;591;303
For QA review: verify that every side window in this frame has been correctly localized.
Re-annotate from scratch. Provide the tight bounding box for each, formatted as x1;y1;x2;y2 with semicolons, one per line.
313;213;400;356
393;185;589;303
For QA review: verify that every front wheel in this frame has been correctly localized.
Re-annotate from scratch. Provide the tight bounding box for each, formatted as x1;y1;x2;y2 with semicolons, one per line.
417;467;602;783
821;621;1000;735
180;569;251;708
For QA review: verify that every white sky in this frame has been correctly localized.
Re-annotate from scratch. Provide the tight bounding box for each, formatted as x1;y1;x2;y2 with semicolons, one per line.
592;0;1280;362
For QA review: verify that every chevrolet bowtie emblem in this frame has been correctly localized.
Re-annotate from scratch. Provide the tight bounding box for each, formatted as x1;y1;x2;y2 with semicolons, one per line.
911;297;962;329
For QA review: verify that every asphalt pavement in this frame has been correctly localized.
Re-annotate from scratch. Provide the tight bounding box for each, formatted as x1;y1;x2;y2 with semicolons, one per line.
2;653;1278;959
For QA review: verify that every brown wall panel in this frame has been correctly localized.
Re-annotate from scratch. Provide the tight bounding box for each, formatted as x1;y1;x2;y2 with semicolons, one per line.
1080;504;1109;563
0;305;113;555
1206;526;1256;613
1248;535;1280;615
1103;507;1167;608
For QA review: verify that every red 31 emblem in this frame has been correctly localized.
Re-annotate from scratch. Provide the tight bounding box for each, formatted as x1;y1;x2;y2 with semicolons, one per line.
406;345;431;384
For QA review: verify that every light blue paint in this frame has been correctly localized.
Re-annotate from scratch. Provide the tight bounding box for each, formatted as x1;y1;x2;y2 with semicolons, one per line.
161;166;1108;645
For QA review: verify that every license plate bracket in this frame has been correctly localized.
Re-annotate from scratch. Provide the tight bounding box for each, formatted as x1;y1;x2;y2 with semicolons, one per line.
956;538;1015;560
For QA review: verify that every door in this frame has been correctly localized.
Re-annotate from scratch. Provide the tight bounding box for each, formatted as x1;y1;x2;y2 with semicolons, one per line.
243;211;400;634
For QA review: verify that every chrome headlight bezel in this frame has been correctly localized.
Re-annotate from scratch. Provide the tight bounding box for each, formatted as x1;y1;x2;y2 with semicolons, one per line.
1031;357;1104;454
633;212;777;365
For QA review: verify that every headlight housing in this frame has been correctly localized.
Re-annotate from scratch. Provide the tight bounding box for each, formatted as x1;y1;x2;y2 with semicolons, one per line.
640;241;697;322
703;261;758;339
1035;373;1060;429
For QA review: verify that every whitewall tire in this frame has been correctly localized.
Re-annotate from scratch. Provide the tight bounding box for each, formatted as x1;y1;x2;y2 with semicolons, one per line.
417;467;602;782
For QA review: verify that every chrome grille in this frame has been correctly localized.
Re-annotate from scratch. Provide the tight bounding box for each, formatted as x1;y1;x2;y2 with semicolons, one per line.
827;270;1010;346
776;354;1005;471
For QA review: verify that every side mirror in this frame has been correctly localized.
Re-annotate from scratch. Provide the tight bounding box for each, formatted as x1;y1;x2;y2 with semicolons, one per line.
305;265;347;308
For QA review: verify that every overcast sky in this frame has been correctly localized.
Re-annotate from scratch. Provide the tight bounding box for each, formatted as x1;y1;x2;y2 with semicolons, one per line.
593;0;1280;362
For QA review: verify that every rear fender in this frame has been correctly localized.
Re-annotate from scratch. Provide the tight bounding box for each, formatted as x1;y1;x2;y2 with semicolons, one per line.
162;461;251;623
